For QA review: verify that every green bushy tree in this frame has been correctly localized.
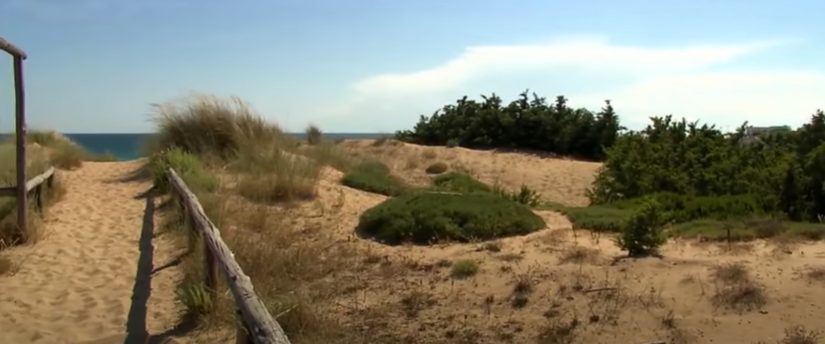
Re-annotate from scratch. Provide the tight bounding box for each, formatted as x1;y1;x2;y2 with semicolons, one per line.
395;91;622;161
616;198;667;257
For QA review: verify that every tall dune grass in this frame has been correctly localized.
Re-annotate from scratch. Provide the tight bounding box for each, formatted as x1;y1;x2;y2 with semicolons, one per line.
0;139;66;264
147;94;368;343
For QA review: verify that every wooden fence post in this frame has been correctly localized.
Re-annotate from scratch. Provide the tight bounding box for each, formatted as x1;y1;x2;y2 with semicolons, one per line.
204;242;218;301
13;55;27;235
235;311;252;344
34;184;42;212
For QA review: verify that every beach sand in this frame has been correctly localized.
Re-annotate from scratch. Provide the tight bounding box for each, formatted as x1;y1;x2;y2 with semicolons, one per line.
0;161;184;344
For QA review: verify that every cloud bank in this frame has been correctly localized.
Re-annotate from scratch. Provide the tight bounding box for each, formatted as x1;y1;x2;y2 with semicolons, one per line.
324;36;824;131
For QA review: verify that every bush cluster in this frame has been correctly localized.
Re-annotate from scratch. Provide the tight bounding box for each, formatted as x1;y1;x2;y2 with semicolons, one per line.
356;192;546;245
590;113;825;223
395;91;622;161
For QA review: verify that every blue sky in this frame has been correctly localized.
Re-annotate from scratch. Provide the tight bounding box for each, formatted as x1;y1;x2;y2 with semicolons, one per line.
0;0;823;133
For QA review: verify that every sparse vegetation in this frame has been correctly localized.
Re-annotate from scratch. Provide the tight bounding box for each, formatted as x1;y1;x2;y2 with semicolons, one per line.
709;263;767;313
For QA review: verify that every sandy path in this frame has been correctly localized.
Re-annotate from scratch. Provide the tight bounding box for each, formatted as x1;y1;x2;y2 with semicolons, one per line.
0;161;184;344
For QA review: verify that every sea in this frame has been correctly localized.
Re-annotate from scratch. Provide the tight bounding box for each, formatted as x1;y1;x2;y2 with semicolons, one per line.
57;133;387;161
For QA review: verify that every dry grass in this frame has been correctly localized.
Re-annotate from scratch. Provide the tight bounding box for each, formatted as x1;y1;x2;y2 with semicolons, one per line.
147;94;400;344
0;140;67;251
558;246;600;265
709;263;768;313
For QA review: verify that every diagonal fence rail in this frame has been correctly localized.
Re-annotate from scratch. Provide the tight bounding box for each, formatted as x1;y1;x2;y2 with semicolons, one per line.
167;168;291;344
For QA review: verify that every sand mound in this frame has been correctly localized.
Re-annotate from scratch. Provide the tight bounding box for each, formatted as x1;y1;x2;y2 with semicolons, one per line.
339;139;602;206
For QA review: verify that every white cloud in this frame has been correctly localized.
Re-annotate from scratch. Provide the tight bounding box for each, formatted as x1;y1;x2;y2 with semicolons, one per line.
351;36;789;96
570;71;825;128
326;36;823;130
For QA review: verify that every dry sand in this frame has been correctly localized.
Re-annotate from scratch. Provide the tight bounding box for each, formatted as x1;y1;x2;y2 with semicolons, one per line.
17;142;823;344
301;166;825;343
0;161;184;344
212;140;825;344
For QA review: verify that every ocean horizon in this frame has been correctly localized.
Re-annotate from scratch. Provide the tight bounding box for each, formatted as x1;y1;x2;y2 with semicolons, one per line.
0;133;390;161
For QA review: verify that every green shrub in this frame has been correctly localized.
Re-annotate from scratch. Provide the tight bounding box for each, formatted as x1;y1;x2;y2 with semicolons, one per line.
587;112;825;224
540;203;631;232
425;162;449;174
451;260;479;279
495;184;541;207
306;124;323;145
432;172;491;193
616;198;667;257
149;148;217;193
394;92;619;160
341;161;404;196
356;192;546;245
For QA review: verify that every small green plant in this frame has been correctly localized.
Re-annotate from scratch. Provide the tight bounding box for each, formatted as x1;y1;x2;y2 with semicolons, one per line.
494;183;541;207
176;282;214;316
445;138;460;148
149;147;218;193
306;124;323;145
425;161;449;174
615;198;667;257
451;259;479;278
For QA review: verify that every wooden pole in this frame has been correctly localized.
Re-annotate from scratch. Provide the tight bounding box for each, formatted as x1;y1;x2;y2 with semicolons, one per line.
13;55;27;234
0;37;27;59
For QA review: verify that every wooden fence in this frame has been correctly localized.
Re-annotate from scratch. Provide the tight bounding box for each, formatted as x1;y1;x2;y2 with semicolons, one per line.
0;36;32;234
0;167;56;239
167;168;291;344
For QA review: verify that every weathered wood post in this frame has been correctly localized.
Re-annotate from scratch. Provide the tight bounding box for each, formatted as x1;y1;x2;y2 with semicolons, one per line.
0;37;29;235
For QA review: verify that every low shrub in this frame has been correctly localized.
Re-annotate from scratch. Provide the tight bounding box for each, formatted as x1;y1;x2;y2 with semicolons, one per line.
425;161;448;174
451;259;479;279
495;184;541;207
540;203;631;232
149;147;218;193
356;192;546;245
432;172;491;193
306;124;323;145
616;198;667;257
341;161;405;196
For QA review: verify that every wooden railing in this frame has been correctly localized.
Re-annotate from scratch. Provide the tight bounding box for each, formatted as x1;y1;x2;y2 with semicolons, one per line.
167;168;291;344
0;36;32;234
0;167;56;238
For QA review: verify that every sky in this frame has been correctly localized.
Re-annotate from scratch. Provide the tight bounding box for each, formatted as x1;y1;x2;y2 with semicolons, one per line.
0;0;824;134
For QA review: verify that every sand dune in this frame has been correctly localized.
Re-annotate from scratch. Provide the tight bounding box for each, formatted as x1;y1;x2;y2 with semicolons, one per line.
0;161;184;344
